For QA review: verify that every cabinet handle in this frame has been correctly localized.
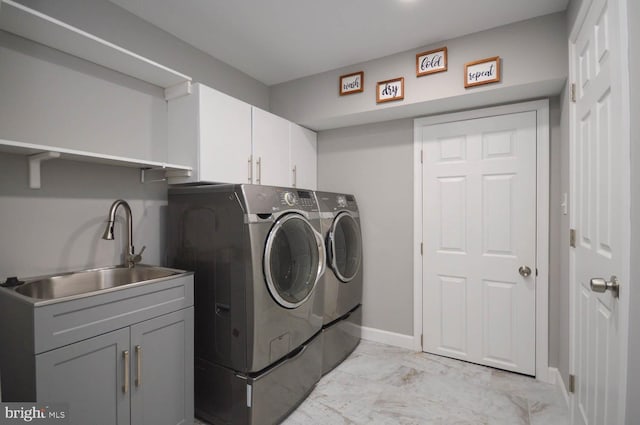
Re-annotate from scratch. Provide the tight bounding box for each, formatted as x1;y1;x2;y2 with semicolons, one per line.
292;165;297;187
256;157;262;184
135;345;142;387
247;155;253;183
122;350;129;394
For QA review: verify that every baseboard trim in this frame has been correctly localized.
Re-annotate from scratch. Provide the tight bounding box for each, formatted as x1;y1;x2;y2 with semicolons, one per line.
548;367;570;408
359;325;415;350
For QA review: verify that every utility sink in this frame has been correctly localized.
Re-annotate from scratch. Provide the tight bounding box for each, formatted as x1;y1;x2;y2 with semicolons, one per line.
13;265;181;301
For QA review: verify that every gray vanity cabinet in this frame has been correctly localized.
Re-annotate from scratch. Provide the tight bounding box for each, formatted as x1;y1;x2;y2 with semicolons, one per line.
35;328;131;425
34;308;194;425
130;309;194;425
0;272;194;425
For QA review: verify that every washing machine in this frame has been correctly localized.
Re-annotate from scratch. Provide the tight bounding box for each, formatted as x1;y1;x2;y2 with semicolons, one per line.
167;184;325;425
315;191;363;375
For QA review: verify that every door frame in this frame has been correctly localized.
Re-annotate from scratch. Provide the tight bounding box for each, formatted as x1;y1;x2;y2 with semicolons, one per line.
412;99;551;382
568;0;631;421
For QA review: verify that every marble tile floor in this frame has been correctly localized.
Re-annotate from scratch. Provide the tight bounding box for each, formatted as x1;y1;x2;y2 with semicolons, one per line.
195;340;569;425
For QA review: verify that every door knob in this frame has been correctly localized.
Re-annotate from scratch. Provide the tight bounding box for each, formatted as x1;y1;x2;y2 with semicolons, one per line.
590;276;619;298
518;266;532;277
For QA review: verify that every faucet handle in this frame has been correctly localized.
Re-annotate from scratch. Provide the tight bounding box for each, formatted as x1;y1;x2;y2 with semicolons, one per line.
130;245;146;266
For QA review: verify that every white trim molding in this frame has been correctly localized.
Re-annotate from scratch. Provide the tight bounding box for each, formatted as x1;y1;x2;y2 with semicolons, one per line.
548;367;570;408
359;326;415;351
412;99;551;383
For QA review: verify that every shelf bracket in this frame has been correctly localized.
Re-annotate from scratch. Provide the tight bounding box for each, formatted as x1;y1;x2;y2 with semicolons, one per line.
164;81;192;101
164;169;192;178
29;151;61;189
140;168;166;184
140;168;192;183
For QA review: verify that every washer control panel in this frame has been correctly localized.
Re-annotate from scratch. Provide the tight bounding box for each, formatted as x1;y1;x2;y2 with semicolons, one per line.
279;190;316;210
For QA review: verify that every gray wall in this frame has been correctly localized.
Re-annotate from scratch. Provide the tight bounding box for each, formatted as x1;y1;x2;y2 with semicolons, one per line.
0;0;268;279
626;0;639;421
318;119;414;334
0;155;167;279
270;13;567;131
317;98;564;360
0;30;168;160
13;0;270;109
548;96;567;375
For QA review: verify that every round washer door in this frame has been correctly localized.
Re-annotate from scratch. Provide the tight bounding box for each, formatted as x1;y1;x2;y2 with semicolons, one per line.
329;212;362;282
264;214;325;309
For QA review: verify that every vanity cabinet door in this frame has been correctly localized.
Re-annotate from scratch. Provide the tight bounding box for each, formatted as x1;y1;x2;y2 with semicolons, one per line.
35;328;131;425
130;308;194;425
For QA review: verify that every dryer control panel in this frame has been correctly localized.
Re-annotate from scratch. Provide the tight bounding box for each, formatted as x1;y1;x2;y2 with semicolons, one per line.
315;192;358;212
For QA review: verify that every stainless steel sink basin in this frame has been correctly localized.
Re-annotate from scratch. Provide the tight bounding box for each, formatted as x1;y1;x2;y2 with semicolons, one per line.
14;266;181;300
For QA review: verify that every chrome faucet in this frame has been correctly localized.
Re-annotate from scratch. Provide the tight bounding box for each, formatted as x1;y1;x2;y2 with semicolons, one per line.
102;199;145;268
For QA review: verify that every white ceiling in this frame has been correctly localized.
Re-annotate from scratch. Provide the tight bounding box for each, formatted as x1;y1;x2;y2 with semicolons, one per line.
109;0;569;86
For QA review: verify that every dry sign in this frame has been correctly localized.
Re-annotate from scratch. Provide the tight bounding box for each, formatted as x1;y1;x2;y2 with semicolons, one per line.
376;77;404;103
464;56;501;88
339;71;364;95
416;47;447;77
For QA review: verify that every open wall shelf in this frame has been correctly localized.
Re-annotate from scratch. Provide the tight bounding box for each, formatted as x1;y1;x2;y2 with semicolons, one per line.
0;0;192;99
0;139;192;189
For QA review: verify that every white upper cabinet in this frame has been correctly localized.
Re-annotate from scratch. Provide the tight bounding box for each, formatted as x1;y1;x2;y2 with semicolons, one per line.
168;83;317;188
168;83;252;184
289;124;317;190
251;107;290;187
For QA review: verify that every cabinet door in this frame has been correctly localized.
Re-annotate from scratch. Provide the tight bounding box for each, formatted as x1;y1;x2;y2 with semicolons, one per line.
252;107;290;187
130;308;194;425
199;85;252;184
36;328;131;425
289;124;317;190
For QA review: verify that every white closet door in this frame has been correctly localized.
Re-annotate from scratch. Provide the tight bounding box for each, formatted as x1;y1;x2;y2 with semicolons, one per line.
421;111;537;375
571;0;628;422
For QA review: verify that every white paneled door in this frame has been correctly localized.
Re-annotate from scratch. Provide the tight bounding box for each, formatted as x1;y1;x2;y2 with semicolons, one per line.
421;111;537;375
571;0;628;422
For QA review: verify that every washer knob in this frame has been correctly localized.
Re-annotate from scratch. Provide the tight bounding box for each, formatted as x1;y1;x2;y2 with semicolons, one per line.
284;192;296;206
337;196;347;208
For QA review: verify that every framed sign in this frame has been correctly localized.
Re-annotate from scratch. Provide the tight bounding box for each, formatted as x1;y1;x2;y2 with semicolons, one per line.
339;71;364;95
464;56;501;88
376;77;404;103
416;47;447;77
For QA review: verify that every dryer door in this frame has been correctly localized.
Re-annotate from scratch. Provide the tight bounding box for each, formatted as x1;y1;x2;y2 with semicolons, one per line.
264;214;325;309
328;212;362;282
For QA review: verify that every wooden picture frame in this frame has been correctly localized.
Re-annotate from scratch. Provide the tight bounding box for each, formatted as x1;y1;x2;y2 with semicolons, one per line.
416;47;447;77
339;71;364;95
464;56;501;88
376;77;404;103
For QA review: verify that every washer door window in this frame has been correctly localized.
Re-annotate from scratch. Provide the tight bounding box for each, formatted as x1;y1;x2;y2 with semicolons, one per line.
264;214;324;309
329;212;362;282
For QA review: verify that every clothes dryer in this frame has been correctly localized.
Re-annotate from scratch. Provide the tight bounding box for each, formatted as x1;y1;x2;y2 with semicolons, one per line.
167;184;325;425
315;191;363;375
